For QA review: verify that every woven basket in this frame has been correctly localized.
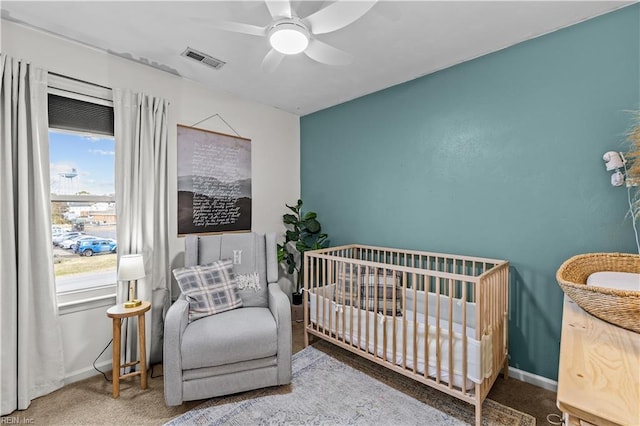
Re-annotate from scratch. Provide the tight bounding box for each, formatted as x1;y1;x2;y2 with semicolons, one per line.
556;252;640;333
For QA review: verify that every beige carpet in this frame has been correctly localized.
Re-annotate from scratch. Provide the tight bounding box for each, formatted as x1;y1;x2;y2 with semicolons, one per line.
1;364;197;426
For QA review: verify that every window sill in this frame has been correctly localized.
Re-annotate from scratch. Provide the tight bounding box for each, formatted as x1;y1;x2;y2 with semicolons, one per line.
57;283;116;315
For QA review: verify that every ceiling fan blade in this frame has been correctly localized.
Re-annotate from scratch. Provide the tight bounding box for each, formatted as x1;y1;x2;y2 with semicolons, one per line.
261;49;285;72
304;39;352;66
304;0;377;35
209;20;267;37
265;0;292;19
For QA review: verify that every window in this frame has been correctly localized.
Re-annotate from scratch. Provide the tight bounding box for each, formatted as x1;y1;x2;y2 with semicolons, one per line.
48;75;117;301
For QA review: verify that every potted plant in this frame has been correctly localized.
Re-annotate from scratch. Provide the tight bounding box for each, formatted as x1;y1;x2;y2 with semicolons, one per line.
277;199;329;305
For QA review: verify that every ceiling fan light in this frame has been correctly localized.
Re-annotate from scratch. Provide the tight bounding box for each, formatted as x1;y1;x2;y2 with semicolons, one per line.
269;24;309;55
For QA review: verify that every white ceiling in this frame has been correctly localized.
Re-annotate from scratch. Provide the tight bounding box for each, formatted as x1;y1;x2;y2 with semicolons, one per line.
1;1;635;116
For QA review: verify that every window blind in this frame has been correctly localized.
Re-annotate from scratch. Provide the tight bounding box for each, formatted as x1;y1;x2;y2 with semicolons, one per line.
48;93;114;136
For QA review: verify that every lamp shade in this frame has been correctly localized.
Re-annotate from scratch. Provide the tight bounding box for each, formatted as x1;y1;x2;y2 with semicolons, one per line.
118;254;145;281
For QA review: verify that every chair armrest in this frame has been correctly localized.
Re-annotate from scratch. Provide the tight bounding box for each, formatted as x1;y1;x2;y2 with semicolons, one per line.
268;283;292;385
266;233;278;283
163;297;189;406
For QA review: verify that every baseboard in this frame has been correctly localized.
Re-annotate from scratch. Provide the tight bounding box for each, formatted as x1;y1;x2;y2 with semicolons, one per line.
64;357;557;392
64;361;112;386
508;366;558;392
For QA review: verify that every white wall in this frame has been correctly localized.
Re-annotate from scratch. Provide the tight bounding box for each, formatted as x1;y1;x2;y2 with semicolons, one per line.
2;20;300;383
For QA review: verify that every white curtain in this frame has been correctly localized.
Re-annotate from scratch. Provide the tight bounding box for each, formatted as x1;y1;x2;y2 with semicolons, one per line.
0;54;65;415
113;89;169;364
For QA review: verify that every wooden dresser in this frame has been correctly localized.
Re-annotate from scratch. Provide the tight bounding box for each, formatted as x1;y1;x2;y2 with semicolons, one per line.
557;296;640;426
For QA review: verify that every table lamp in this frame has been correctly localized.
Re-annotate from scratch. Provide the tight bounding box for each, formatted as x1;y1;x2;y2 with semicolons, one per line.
118;254;145;308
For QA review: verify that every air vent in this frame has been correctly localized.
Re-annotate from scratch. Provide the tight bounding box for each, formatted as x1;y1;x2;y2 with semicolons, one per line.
181;47;226;70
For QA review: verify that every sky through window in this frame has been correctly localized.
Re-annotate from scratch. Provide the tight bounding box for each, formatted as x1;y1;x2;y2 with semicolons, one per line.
49;130;115;196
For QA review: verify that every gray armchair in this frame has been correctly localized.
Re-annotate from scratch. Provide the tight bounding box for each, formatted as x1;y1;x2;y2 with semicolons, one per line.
163;232;292;406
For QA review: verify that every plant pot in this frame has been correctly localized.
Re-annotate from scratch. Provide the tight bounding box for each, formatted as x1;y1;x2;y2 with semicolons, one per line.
292;292;303;305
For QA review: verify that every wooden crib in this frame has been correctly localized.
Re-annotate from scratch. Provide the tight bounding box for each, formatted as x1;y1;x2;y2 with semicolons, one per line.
303;244;509;426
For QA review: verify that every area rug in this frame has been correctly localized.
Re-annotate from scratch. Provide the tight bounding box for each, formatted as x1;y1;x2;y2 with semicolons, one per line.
166;340;534;426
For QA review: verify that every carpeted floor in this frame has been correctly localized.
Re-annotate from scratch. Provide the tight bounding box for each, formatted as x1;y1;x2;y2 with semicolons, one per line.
3;321;559;425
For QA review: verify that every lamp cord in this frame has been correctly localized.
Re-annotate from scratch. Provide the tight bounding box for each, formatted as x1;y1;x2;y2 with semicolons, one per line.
94;317;130;381
93;338;113;382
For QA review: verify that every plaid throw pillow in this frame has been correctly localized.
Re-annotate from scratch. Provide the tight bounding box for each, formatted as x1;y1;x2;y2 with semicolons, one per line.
334;264;404;316
335;263;360;306
173;259;243;322
360;270;403;316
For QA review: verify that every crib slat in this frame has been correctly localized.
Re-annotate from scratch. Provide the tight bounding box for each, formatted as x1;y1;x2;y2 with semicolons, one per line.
373;266;379;359
423;272;429;381
350;260;356;348
435;276;442;385
364;264;371;355
304;252;309;346
313;255;320;335
394;270;403;368
349;270;355;349
412;272;418;374
402;270;407;370
448;278;454;389
462;281;468;395
356;261;362;351
383;269;391;364
322;257;328;336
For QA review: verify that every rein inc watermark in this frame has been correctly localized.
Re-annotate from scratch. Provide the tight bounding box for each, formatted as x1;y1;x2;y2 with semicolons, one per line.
0;416;34;424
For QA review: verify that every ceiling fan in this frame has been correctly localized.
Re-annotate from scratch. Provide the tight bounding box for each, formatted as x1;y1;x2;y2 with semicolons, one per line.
210;0;378;72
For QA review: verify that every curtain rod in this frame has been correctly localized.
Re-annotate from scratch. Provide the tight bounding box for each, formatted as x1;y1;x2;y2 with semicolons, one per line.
49;71;112;91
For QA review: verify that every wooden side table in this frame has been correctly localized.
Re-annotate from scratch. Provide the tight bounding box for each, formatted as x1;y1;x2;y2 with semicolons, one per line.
106;301;151;398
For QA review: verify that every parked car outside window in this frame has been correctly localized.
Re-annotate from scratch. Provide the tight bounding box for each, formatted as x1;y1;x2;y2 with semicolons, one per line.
60;235;95;250
53;231;84;246
74;238;117;256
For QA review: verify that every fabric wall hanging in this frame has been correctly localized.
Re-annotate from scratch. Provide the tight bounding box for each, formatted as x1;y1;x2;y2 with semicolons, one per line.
177;124;251;235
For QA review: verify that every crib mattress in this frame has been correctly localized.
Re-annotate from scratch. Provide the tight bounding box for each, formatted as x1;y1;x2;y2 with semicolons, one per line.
308;285;493;388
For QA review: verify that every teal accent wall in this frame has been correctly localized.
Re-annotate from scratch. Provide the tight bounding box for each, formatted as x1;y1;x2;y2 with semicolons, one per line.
300;5;639;380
